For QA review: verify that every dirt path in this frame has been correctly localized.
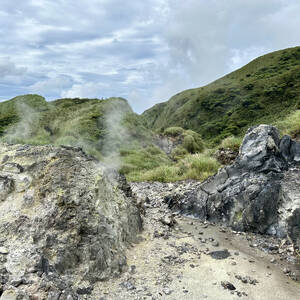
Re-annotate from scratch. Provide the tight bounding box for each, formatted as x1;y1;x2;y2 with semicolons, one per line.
91;183;300;300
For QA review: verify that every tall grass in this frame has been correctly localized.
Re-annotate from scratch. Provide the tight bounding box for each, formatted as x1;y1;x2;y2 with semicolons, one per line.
275;110;300;137
218;136;243;151
129;153;220;182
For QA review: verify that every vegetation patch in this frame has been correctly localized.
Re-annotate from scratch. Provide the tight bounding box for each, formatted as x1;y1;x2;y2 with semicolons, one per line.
218;136;243;151
275;110;300;137
143;46;300;145
130;153;220;182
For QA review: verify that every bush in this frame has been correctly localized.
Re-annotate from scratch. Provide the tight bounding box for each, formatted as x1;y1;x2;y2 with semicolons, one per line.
119;146;171;178
135;165;181;182
182;132;204;153
275;110;300;137
129;153;220;182
171;146;188;161
164;126;184;137
218;136;243;151
178;154;220;181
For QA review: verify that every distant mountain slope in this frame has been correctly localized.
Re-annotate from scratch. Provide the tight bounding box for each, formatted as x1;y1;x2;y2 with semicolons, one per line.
142;46;300;144
0;94;152;160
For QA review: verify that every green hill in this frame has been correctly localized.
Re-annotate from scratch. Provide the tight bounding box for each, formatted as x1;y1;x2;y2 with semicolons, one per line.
1;46;299;183
0;94;152;158
143;46;300;144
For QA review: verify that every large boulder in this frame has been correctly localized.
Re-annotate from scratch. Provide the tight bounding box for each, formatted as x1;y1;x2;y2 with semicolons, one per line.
165;125;300;249
0;143;142;298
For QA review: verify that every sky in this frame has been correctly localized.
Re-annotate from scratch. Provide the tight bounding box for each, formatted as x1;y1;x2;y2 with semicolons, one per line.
0;0;299;113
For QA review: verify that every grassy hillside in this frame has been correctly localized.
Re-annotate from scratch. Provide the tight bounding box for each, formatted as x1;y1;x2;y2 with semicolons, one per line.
143;46;300;144
0;94;217;182
1;46;299;183
0;94;152;160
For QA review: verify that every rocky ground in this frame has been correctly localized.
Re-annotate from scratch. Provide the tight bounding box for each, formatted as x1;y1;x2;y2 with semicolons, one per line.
1;125;300;299
91;181;300;300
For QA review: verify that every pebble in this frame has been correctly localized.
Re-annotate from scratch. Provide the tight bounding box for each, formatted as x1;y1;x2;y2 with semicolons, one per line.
221;281;236;290
0;247;9;255
163;288;172;295
129;265;136;274
212;241;219;247
209;249;231;260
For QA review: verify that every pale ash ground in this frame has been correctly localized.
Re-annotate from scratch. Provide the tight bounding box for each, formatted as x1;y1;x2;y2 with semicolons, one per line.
92;184;300;300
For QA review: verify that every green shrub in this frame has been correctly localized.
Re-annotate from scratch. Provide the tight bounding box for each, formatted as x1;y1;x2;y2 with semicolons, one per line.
119;146;171;178
133;165;181;182
164;126;184;137
275;110;300;137
171;146;188;161
218;136;243;151
182;132;204;153
129;152;220;182
178;153;220;181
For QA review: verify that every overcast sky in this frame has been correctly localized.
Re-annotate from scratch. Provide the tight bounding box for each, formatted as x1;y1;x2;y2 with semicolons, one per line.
0;0;299;113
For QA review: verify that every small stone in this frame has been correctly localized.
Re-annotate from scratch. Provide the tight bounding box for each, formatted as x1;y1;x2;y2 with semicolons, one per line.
283;268;291;274
270;258;276;263
231;262;237;266
0;247;9;255
209;249;230;260
212;241;219;247
129;265;136;274
0;289;17;300
163;288;172;295
120;281;136;291
221;281;236;290
160;215;176;227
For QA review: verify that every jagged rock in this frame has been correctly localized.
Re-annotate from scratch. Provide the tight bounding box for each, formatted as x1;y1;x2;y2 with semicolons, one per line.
164;125;300;248
154;134;183;156
215;148;238;165
0;143;142;298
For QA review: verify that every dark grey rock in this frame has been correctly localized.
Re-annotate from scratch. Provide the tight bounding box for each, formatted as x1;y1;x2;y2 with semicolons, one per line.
163;125;300;248
221;281;236;290
209;249;231;260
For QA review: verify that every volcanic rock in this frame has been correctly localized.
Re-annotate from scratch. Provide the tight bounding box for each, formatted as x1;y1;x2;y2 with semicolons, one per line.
0;143;142;298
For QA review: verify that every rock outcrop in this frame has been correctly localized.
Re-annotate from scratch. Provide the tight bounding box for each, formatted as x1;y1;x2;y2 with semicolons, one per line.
164;125;300;249
0;144;142;299
154;134;183;156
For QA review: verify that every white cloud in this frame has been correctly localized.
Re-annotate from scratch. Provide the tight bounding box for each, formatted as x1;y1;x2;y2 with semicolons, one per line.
29;75;74;96
61;82;109;99
0;0;299;111
0;57;27;78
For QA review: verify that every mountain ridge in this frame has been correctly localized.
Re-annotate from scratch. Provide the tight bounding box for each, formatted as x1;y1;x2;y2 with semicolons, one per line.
142;46;300;144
